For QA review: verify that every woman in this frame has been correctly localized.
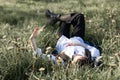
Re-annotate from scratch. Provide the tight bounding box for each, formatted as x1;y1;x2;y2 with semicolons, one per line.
29;10;102;67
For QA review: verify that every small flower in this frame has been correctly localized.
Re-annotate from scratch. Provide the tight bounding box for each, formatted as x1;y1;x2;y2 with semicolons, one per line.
115;35;119;38
115;52;120;56
109;63;117;68
7;46;14;50
39;67;45;71
45;46;53;54
2;35;6;39
46;46;53;51
88;20;92;23
55;34;59;39
45;50;49;54
111;19;116;23
109;56;114;59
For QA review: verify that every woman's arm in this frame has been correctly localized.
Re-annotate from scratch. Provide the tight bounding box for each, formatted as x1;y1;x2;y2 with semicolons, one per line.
29;27;39;52
29;26;45;52
67;41;88;49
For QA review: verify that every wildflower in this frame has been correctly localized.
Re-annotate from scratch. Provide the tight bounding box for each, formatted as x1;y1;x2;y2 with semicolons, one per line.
109;63;117;68
111;19;116;23
46;46;53;51
7;46;14;50
45;50;49;54
115;35;119;38
45;46;53;54
88;20;92;23
55;34;59;39
39;67;45;71
109;56;114;59
115;52;120;56
2;35;6;39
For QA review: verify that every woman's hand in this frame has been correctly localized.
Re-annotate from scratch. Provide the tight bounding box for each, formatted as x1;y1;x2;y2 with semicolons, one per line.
66;43;74;47
29;27;39;39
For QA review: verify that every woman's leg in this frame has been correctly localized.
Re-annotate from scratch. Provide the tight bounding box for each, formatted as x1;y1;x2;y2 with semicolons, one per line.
59;22;71;38
45;10;85;39
58;13;85;39
71;13;85;40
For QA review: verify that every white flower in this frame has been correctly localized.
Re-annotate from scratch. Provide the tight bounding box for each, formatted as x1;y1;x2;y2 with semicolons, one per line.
39;67;45;71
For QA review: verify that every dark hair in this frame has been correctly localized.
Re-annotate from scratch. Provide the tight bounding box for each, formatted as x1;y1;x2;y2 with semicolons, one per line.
58;51;70;62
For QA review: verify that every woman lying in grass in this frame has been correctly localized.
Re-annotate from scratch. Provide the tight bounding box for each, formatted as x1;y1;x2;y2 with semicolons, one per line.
29;10;102;67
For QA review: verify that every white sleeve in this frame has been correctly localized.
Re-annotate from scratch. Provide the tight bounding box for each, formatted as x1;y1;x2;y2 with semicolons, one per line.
47;55;56;62
88;47;100;60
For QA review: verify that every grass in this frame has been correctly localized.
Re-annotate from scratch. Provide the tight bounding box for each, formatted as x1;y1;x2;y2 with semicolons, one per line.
0;0;120;80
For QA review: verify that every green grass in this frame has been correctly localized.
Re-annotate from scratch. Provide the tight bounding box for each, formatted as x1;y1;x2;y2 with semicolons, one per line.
0;0;120;80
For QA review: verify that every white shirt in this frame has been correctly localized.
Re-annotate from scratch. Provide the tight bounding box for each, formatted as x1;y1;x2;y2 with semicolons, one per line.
56;35;100;60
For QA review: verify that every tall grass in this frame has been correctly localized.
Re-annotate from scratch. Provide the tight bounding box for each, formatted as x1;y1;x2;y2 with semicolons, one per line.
0;0;120;80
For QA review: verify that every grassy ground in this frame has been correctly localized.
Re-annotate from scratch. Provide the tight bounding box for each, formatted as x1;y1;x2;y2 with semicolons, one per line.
0;0;120;80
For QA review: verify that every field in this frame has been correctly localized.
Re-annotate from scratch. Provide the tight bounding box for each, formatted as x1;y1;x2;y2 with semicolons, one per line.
0;0;120;80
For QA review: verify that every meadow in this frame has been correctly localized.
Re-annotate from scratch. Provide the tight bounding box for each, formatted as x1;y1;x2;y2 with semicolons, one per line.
0;0;120;80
